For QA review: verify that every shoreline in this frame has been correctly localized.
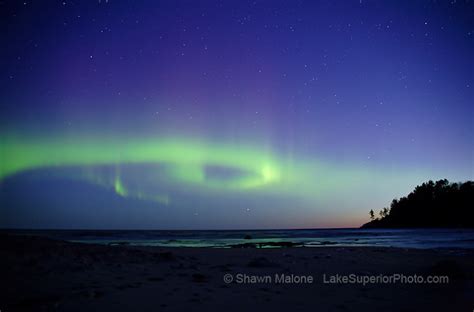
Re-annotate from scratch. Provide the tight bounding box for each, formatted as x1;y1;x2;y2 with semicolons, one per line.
1;234;473;311
3;227;474;250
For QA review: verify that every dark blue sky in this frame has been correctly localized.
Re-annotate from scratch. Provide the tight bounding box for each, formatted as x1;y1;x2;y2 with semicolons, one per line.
0;0;473;229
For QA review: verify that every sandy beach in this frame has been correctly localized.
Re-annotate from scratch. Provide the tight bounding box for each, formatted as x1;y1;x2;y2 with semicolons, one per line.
1;234;473;312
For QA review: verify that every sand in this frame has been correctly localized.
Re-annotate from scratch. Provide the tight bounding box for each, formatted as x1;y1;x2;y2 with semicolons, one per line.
1;234;473;312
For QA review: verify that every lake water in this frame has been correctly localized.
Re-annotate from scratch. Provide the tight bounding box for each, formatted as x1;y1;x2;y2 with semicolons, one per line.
6;228;474;249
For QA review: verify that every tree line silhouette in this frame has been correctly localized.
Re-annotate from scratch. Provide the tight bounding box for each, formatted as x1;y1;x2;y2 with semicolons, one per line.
362;179;474;228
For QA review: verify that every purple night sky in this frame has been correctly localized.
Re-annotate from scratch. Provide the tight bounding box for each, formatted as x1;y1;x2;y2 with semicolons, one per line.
0;0;473;229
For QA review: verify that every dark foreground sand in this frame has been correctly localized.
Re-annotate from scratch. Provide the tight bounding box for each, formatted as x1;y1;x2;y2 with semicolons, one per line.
1;234;473;312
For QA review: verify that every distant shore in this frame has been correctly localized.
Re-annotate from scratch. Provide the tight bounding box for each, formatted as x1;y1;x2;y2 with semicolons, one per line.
1;233;473;311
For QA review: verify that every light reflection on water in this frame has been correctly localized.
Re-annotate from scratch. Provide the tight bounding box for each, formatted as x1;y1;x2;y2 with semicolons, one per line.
9;228;474;249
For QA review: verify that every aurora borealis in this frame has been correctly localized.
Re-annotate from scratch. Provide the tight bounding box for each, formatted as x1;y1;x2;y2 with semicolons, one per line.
1;1;473;229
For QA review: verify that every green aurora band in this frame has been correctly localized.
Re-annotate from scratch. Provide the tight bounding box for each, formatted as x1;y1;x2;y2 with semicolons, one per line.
0;135;429;206
1;135;289;204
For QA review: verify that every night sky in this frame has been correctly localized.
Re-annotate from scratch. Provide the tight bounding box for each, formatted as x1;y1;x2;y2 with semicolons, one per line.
0;0;473;229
